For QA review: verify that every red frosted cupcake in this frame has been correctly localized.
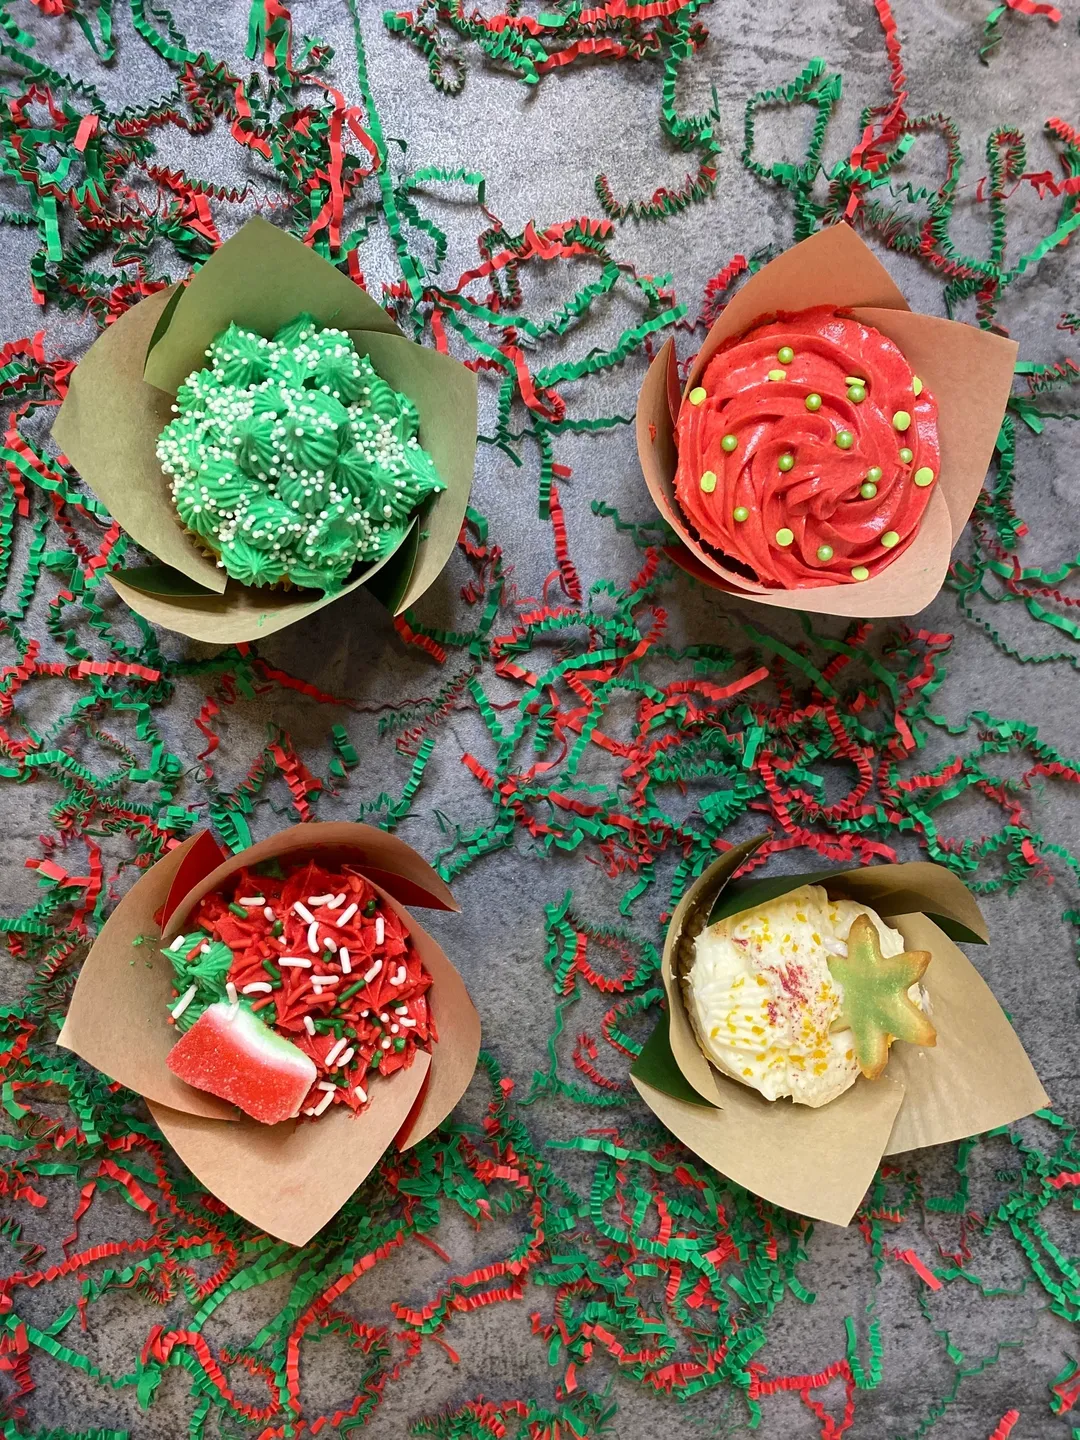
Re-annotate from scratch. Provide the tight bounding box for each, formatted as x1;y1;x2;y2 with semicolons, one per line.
673;306;940;588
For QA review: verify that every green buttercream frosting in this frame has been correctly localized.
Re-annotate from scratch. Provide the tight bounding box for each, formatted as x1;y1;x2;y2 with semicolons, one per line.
157;313;446;593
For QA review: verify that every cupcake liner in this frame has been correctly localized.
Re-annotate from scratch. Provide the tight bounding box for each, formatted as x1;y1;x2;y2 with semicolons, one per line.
53;218;477;643
631;839;1047;1225
59;823;481;1245
636;224;1018;618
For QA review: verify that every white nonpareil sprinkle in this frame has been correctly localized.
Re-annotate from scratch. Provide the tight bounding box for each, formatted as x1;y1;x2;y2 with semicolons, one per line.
364;958;382;984
353;1084;367;1104
225;982;238;1005
169;935;187;952
238;896;265;906
317;1080;336;1091
199;943;211;954
280;956;312;969
390;1025;399;1035
339;948;351;975
323;935;338;952
311;974;339;986
379;1012;389;1023
399;1017;416;1027
307;894;335;906
380;1037;392;1050
303;1015;316;1036
170;985;198;1019
242;982;273;995
335;1047;355;1069
335;902;358;927
307;922;320;954
328;892;346;909
359;1008;370;1018
375;916;385;945
263;906;276;923
311;1088;335;1117
293;901;316;925
394;1005;408;1014
324;1036;348;1067
390;966;407;986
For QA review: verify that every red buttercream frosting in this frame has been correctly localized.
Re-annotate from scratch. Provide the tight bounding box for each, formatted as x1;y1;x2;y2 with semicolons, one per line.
673;306;940;588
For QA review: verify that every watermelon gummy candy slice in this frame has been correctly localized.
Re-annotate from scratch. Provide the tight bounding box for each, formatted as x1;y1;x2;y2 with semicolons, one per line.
167;1002;318;1124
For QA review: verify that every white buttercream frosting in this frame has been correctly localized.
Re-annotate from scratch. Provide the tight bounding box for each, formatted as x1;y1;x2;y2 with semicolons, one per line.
685;883;923;1107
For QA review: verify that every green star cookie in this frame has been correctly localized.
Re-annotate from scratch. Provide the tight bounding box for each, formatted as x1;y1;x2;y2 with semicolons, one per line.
827;914;936;1080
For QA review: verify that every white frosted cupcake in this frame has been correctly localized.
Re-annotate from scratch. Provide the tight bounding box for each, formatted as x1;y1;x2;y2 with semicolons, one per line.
683;884;930;1108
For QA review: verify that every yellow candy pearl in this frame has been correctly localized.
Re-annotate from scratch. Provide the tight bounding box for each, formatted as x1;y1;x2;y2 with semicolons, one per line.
688;386;707;406
913;466;935;487
893;410;911;431
721;433;738;452
777;453;795;472
851;566;870;581
733;506;749;522
912;376;923;396
700;470;717;493
775;528;794;547
881;531;900;548
777;346;794;365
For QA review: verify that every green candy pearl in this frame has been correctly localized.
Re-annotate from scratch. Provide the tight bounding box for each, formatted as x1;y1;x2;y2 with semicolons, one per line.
721;433;738;452
775;528;794;547
913;466;935;487
733;506;749;522
860;482;878;499
777;345;794;365
866;466;882;483
899;446;913;464
805;393;822;411
835;430;854;450
816;544;834;562
846;384;866;403
699;470;717;493
893;410;911;431
767;368;787;382
777;453;795;472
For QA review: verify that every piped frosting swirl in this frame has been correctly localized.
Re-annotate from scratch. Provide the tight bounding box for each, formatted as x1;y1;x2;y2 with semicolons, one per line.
157;313;445;593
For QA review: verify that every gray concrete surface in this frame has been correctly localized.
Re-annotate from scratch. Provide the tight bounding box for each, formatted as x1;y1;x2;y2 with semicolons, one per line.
1;0;1078;1435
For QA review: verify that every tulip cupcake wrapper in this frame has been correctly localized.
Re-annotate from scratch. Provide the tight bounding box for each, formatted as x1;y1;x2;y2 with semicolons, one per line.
631;835;1047;1225
59;823;481;1245
637;224;1018;618
53;217;478;643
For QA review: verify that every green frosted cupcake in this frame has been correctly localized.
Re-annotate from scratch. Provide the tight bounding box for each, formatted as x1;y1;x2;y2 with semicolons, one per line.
157;314;446;593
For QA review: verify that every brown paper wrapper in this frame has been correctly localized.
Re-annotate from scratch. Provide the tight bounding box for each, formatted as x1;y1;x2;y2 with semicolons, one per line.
59;823;481;1245
632;847;1047;1225
52;217;478;643
636;224;1018;618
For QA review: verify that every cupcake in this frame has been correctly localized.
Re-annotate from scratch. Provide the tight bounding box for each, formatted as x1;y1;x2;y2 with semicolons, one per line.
682;883;935;1107
157;315;445;594
673;307;939;589
635;224;1019;618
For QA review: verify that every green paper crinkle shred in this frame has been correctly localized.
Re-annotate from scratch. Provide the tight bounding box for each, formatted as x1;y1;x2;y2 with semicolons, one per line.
156;314;446;593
